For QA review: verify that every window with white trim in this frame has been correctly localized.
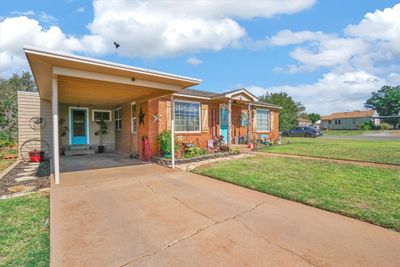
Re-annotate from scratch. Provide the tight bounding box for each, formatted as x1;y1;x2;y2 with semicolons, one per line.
256;109;270;131
131;103;137;133
175;101;200;132
92;110;111;122
115;108;121;131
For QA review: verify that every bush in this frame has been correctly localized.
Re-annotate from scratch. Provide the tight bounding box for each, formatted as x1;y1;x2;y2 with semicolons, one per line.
157;130;180;155
378;122;392;130
358;122;374;130
0;133;14;150
182;146;207;158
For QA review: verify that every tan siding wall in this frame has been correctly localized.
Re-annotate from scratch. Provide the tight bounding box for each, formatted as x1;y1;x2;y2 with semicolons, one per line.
17;91;53;157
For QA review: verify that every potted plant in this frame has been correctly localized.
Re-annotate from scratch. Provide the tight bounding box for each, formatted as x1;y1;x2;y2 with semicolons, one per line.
157;129;180;158
94;119;108;153
29;149;45;162
59;119;69;155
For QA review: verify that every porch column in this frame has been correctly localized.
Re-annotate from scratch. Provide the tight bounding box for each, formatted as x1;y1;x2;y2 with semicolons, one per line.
52;75;60;184
170;95;175;169
247;102;251;144
228;99;232;145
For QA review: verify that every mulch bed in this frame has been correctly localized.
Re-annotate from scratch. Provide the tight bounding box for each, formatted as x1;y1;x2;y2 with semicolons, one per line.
0;160;50;198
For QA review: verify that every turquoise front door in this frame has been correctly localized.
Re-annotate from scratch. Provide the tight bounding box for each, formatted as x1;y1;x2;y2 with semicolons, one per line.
70;108;88;145
220;105;228;144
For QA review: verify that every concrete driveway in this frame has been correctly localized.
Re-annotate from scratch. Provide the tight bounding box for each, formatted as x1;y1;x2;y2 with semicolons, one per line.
51;162;400;267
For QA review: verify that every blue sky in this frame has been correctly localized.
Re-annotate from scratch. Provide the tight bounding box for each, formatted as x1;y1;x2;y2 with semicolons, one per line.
1;0;399;114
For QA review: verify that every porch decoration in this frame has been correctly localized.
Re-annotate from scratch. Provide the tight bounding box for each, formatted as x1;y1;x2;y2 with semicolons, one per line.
94;119;108;153
139;107;146;125
240;112;249;127
29;117;46;131
152;113;162;123
19;138;50;162
140;136;151;161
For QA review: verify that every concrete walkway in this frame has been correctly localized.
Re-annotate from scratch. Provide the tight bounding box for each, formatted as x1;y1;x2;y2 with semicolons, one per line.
51;164;400;267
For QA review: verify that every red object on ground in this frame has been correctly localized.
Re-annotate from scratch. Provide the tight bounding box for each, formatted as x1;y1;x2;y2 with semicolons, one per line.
29;151;44;162
140;137;151;161
248;143;255;149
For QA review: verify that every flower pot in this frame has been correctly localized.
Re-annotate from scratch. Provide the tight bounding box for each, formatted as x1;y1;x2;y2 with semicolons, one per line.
98;145;105;153
29;151;44;162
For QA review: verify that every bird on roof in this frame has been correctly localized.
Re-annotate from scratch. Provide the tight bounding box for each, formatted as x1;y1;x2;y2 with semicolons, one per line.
113;42;120;49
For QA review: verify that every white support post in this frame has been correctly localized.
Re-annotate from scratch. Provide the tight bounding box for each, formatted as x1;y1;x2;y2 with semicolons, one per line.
52;75;60;184
171;95;175;169
247;102;251;144
227;99;232;146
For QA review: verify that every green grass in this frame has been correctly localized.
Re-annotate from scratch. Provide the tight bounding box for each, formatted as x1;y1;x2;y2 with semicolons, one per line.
261;138;400;165
322;129;367;136
0;192;50;266
193;156;400;231
0;160;15;173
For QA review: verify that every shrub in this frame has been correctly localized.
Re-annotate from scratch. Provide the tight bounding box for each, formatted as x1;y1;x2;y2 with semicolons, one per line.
182;146;207;158
157;130;180;155
358;122;374;130
378;122;392;130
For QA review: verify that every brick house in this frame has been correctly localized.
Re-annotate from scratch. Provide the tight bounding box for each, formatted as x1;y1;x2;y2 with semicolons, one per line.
18;46;281;183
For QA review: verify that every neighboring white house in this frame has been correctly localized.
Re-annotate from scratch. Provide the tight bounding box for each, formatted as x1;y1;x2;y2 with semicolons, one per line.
320;110;380;130
297;118;312;127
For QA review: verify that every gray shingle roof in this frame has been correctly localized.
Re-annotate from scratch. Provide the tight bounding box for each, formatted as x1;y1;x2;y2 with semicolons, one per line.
177;88;282;109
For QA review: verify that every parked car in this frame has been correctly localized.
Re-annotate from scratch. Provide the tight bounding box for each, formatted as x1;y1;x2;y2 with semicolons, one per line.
282;126;322;138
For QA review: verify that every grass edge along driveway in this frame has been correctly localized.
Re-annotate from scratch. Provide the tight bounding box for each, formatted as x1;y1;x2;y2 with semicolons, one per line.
0;192;49;266
260;138;400;165
193;156;400;231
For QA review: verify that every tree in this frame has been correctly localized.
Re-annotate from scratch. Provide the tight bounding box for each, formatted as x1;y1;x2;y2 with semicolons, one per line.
307;113;321;124
0;72;37;141
364;85;400;129
259;92;305;131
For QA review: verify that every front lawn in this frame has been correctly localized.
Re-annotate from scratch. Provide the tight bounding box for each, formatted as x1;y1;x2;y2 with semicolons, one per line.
193;156;400;231
322;129;367;136
0;192;50;266
261;138;400;165
0;160;15;173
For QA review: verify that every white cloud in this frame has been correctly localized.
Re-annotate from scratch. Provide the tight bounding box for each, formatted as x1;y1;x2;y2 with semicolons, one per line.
269;30;333;46
10;10;35;16
0;16;83;76
248;71;386;114
39;12;57;23
186;56;203;65
260;3;400;113
0;0;315;77
75;7;85;13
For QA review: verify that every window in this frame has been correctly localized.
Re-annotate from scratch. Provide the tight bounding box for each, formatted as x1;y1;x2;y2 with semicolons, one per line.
115;108;121;130
175;101;200;132
92;110;111;122
131;102;137;133
256;109;270;131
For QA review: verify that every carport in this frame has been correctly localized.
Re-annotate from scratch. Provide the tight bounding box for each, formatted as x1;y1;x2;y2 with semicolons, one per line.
24;46;201;183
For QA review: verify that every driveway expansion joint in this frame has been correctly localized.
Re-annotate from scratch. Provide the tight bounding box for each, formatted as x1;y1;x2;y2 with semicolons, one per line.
144;184;217;223
119;197;270;266
233;217;320;267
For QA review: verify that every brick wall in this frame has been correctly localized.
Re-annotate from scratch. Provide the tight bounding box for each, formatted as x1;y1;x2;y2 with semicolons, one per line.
115;103;131;154
116;97;281;157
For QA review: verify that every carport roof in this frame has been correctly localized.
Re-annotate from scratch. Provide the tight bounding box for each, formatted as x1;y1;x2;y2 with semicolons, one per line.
24;46;201;105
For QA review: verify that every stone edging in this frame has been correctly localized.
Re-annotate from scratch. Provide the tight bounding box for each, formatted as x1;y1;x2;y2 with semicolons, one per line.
151;151;240;167
176;154;255;171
